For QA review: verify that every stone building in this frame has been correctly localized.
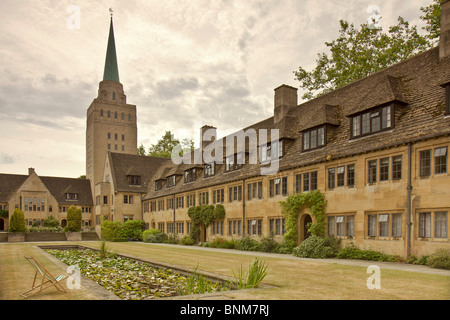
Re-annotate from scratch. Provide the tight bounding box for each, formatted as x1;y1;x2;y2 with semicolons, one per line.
141;2;450;257
0;168;93;230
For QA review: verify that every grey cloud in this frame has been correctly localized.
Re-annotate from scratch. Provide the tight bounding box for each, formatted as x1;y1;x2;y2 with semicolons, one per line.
155;77;199;99
0;153;15;164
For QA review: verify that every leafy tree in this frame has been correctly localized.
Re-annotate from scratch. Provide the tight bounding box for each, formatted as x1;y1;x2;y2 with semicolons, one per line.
9;208;27;232
294;1;441;100
142;131;194;158
66;205;82;232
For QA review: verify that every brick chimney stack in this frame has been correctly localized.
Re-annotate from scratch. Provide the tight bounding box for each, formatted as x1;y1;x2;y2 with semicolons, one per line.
274;84;297;123
440;0;450;58
28;167;35;176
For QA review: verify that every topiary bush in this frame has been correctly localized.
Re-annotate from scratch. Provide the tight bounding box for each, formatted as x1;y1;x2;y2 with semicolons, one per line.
43;215;60;228
293;235;339;258
426;248;450;270
142;228;168;243
236;236;261;251
65;205;82;232
117;220;146;240
9;208;27;232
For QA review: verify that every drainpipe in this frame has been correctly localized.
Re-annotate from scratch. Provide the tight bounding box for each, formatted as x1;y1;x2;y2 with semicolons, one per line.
406;142;412;257
242;178;246;236
173;194;176;242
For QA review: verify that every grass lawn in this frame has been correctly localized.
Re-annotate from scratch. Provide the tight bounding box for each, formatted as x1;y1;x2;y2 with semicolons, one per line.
1;241;449;300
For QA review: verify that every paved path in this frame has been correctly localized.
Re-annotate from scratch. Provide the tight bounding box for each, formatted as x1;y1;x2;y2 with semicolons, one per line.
143;242;450;277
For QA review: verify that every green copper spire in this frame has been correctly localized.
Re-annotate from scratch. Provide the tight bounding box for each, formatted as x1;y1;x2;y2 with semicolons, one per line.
103;16;120;82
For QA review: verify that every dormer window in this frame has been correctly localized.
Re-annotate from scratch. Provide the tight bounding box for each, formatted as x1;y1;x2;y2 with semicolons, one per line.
155;180;163;191
204;163;215;177
225;153;243;172
260;140;283;163
128;175;141;186
65;193;78;201
351;105;393;138
184;168;196;183
303;126;326;151
166;175;176;187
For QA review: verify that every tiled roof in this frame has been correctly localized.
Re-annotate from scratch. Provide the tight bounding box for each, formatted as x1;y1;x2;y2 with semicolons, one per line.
108;152;171;193
0;174;28;202
143;47;450;201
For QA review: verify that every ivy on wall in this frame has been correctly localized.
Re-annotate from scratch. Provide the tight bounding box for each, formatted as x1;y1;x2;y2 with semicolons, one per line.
187;204;226;243
279;190;327;245
0;209;8;219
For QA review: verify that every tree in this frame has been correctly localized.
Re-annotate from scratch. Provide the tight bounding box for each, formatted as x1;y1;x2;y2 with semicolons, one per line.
294;1;440;100
9;208;27;232
66;205;82;232
141;131;194;158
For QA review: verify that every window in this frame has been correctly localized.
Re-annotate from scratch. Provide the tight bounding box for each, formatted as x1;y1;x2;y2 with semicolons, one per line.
434;147;447;174
331;215;356;237
176;222;184;234
303;126;326;151
419;212;431;238
124;215;133;222
379;158;389;181
260;140;283;163
65;193;78;201
199;191;209;205
337;166;345;187
247;182;263;200
368;214;377;237
204;163;215;177
269;218;285;235
226;153;244;172
128;175;141;186
328;168;335;189
347;164;355;186
297;171;318;192
187;194;196;207
155;180;163;191
419;150;431;177
123;195;133;204
392;156;402;180
247;219;262;236
103;196;108;205
392;213;402;237
158;200;165;211
158;222;165;233
228;220;242;236
295;174;302;193
378;214;389;237
212;220;224;235
167;198;174;210
166;175;176;187
351;105;393;138
176;196;184;209
368;160;377;183
445;84;450;115
435;212;448;238
184;168;196;183
228;185;242;202
213;189;224;204
269;177;287;197
150;201;156;212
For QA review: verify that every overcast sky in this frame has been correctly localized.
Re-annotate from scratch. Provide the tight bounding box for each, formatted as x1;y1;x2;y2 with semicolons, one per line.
0;0;432;178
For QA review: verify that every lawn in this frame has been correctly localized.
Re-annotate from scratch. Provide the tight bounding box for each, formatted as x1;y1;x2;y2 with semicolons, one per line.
1;241;449;300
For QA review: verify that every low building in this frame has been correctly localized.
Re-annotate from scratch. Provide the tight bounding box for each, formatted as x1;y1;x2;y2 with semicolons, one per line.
0;168;93;230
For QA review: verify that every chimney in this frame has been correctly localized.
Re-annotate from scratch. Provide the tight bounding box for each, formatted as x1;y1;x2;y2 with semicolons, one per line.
200;125;217;151
274;84;297;123
440;0;450;59
28;167;35;175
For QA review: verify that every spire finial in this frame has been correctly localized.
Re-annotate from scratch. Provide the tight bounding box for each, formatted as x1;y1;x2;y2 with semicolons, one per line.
109;8;113;18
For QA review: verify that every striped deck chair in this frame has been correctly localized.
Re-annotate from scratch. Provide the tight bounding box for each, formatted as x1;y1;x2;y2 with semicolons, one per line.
21;256;67;298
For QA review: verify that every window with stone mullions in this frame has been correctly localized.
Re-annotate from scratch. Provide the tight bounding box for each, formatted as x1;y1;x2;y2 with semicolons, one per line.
351;105;392;138
303;126;325;151
434;147;447;174
379;158;389;181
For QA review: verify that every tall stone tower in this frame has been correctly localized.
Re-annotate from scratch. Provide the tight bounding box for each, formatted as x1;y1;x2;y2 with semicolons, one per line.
86;16;137;195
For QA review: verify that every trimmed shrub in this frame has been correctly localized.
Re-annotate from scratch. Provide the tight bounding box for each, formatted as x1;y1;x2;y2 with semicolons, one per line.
180;235;195;246
143;229;168;243
43;215;60;228
293;235;339;258
236;236;261;251
259;232;280;252
117;220;146;240
101;220;124;241
427;248;450;270
207;237;237;249
9;208;27;232
65;205;82;232
336;244;393;261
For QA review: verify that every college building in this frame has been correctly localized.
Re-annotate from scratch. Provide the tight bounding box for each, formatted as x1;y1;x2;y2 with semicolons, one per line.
1;5;450;257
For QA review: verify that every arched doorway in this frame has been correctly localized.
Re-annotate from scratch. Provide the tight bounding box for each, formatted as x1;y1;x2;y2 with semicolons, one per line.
0;218;4;231
61;219;67;228
298;213;312;243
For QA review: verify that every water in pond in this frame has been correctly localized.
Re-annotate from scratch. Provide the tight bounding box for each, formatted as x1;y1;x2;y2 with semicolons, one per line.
44;248;229;300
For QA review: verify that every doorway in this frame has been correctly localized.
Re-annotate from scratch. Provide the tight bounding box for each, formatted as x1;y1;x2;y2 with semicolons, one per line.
298;213;312;243
0;218;4;231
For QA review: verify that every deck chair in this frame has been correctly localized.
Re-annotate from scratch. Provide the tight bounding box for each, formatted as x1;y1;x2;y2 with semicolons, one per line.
20;256;67;298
